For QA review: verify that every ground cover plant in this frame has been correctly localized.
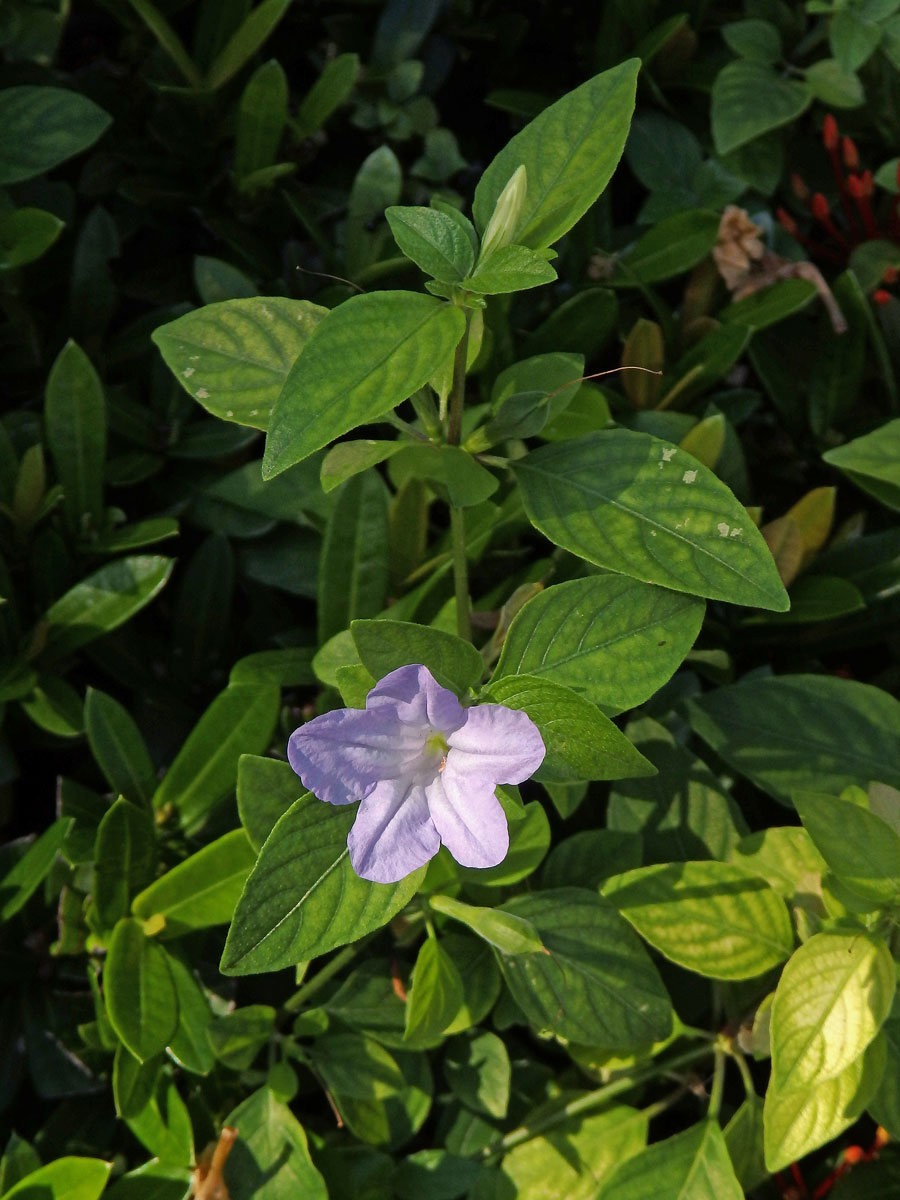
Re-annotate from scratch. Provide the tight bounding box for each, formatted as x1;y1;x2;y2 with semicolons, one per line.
3;1;900;1198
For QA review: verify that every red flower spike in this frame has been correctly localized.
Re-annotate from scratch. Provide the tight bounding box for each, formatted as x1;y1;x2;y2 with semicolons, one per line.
823;113;839;151
777;207;799;235
811;192;850;246
873;289;891;304
843;1146;865;1164
842;137;860;170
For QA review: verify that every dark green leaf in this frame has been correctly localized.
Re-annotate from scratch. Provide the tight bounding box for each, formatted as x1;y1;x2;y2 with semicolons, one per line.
318;472;390;644
44;340;106;533
386;206;475;282
94;798;157;932
222;1088;328;1200
0;86;111;184
85;688;156;807
352;620;484;693
104;919;178;1062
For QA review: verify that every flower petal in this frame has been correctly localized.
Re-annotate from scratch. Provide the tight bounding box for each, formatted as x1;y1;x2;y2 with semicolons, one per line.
366;664;466;734
288;706;425;806
425;769;509;869
446;704;545;784
348;778;440;882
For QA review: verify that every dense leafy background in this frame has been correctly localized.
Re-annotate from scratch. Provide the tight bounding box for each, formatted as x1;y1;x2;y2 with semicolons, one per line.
2;1;900;1198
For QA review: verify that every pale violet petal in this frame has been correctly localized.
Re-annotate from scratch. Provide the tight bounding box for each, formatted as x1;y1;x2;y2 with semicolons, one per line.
288;706;425;806
425;769;509;869
445;704;545;785
366;664;465;734
348;778;440;883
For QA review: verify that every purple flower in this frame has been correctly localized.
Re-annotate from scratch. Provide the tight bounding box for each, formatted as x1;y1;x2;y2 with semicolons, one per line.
288;664;545;883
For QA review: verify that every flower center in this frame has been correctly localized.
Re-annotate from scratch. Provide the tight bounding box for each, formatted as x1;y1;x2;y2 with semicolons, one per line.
424;732;449;757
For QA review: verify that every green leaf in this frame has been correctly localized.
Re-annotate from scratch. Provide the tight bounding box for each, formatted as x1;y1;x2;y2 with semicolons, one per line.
152;682;280;834
542;830;642;891
221;795;424;974
1;1158;112;1200
44;340;106;533
405;937;465;1040
720;278;818;329
484;675;654;783
318;472;390;644
0;86;111;184
320;439;406;493
344;146;402;276
712;61;811;155
230;646;315;688
764;1034;886;1171
20;677;83;737
237;755;303;852
602;861;793;980
234;58;288;181
463;244;557;294
429;894;546;955
104;918;178;1062
615;210;721;284
386;206;475;282
497;1104;647;1200
445;1029;510;1119
473;61;640;250
688;674;900;802
457;798;551;888
868;991;900;1140
85;687;156;807
831;7;881;72
94;798;157;932
309;1032;405;1100
793;790;900;904
0;1133;41;1194
41;556;173;661
662;324;752;405
165;953;216;1075
493;576;705;711
205;0;292;91
515;430;788;610
596;1121;743;1200
497;888;673;1047
609;716;747;863
771;932;895;1092
132;829;256;935
723;1095;768;1195
126;0;203;88
0;818;72;922
103;1161;192;1200
152;297;327;430
824;418;900;512
294;52;359;138
223;1088;327;1200
805;59;865;108
722;18;782;63
208;1004;275;1069
113;1044;161;1119
0;207;65;269
389;443;499;507
263;292;465;477
352;619;484;693
125;1075;193;1165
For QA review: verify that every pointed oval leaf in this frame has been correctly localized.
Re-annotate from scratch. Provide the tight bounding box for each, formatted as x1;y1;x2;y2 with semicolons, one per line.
405;937;465;1041
132;829;256;936
597;1121;743;1200
1;1158;112;1200
85;687;156;807
152;297;326;430
263;292;465;477
221;795;425;975
793;790;900;903
352;619;484;693
385;205;475;282
105;918;178;1062
515;430;788;610
44;340;106;532
0;86;111;184
223;1087;327;1200
602;860;794;980
493;575;704;711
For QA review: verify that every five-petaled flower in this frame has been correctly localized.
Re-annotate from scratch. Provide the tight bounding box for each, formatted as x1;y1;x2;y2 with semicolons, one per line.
288;664;545;883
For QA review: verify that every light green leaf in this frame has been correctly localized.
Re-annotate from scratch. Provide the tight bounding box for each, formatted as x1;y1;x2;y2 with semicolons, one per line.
484;675;654;782
729;826;827;901
771;932;895;1092
294;52;359;138
0;207;65;269
597;1121;742;1200
602;861;793;980
496;888;673;1047
320;439;406;492
405;937;465;1040
764;1034;886;1171
152;683;280;834
688;674;900;802
473;61;640;249
793;790;900;904
205;0;292;91
386;205;475;282
20;677;83;738
113;1044;161;1119
805;59;865;108
318;472;389;644
493;575;704;711
125;1075;193;1165
463;243;557;294
309;1032;405;1100
152;297;327;430
132;829;256;935
221;795;424;974
1;1158;112;1200
0;818;73;922
236;755;303;852
85;687;156;807
223;1088;327;1200
712;61;812;155
515;430;787;610
352;619;484;693
823;418;900;512
263;292;465;477
104;918;178;1062
429;893;546;955
445;1030;511;1119
165;953;216;1075
0;86;111;184
41;556;173;661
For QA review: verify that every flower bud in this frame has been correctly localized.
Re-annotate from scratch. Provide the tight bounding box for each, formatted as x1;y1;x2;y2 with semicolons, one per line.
478;164;527;261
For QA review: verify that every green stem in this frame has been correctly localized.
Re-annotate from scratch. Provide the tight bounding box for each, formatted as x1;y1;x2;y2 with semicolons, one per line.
707;1046;726;1120
447;309;473;643
283;937;372;1013
479;1042;714;1161
729;1044;757;1099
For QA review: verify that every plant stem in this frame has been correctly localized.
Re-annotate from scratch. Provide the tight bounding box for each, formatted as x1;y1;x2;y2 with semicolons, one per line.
707;1046;726;1119
447;309;473;642
283;937;372;1012
478;1041;714;1160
